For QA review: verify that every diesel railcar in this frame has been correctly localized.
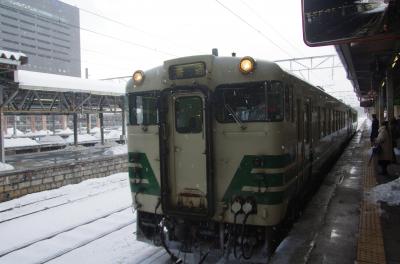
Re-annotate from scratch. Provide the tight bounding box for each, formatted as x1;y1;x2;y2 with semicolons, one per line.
126;54;357;261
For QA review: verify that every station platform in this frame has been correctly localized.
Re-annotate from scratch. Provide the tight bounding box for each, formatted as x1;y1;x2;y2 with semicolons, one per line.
270;122;400;264
3;144;125;172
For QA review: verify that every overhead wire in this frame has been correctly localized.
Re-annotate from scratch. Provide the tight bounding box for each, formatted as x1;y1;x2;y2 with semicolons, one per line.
214;0;349;100
214;0;295;59
0;2;178;58
76;6;204;55
238;0;307;57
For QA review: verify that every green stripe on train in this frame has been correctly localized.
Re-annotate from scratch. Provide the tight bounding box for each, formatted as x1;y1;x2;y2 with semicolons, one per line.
128;152;160;196
222;155;295;205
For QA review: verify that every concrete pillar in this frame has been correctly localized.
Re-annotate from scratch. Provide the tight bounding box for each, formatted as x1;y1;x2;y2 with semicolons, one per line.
379;85;385;123
86;114;91;134
99;112;104;145
386;70;394;121
96;116;100;128
62;115;68;130
73;113;78;146
52;115;56;135
0;110;4;163
3;116;7;134
13;116;17;137
0;88;5;163
30;116;36;132
42;115;47;131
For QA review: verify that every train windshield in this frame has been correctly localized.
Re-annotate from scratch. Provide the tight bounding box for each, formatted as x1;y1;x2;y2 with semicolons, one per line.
128;92;158;125
215;81;284;123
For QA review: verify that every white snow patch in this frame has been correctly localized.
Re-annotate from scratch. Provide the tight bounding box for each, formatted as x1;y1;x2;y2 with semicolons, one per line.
5;128;24;137
38;135;66;144
104;145;127;155
0;162;14;171
66;134;98;143
105;130;122;139
5;138;39;148
25;130;53;137
55;128;73;135
90;127;100;134
367;177;400;206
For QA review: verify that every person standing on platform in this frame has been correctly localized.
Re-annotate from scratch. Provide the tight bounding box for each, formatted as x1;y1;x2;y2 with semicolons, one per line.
370;114;379;145
375;121;393;176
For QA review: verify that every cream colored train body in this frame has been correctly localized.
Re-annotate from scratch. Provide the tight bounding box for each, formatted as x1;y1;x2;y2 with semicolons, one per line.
126;54;357;258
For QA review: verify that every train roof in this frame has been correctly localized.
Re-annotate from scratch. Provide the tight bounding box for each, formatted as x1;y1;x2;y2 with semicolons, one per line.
126;54;355;110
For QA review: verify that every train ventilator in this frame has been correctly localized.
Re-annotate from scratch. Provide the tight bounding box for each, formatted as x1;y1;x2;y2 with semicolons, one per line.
126;53;357;261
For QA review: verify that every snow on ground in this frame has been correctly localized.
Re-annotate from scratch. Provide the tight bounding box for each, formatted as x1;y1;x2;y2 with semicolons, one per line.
4;138;39;148
24;130;53;137
38;135;66;144
4;128;24;138
65;133;98;143
55;128;73;136
91;127;100;134
367;177;400;206
0;162;14;171
104;144;127;155
0;173;167;264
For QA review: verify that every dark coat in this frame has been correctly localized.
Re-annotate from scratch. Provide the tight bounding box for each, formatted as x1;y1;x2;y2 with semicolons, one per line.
376;126;393;161
371;118;379;141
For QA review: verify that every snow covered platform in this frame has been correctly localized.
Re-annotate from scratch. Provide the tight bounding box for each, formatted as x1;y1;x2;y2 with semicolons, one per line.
270;122;400;264
0;173;169;264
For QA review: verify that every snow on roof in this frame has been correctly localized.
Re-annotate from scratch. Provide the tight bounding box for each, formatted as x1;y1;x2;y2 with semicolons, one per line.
0;49;28;65
14;70;125;96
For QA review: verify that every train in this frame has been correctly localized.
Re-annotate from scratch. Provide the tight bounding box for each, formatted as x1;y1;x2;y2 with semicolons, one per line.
126;53;358;262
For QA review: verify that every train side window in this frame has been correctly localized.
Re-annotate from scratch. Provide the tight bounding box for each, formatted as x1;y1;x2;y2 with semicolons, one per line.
128;92;158;125
317;107;321;139
285;85;290;122
290;85;294;122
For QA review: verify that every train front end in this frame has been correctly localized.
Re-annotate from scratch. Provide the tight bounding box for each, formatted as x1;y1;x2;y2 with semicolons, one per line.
126;55;293;260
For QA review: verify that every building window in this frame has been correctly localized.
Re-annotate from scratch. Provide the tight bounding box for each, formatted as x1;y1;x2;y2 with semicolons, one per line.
20;27;35;33
2;39;19;44
1;14;18;21
1;30;18;36
1;21;18;28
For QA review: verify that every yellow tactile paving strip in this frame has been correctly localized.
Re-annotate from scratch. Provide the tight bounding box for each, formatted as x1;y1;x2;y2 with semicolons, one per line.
356;148;386;264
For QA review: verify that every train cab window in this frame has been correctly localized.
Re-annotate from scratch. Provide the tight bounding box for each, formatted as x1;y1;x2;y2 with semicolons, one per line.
175;96;203;133
128;93;158;125
215;81;284;123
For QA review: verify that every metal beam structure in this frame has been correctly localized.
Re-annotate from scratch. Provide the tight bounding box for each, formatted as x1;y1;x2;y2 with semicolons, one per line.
274;55;341;84
0;87;124;115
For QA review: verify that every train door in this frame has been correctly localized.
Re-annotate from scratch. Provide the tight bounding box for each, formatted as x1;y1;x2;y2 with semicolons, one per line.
159;89;213;218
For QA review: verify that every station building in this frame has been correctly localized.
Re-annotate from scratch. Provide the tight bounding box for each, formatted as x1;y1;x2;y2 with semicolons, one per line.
0;0;81;77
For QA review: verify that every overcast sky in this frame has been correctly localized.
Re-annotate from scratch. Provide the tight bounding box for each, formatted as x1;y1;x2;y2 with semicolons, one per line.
61;0;359;106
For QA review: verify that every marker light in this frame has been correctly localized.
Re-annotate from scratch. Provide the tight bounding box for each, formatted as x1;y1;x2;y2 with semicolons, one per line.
133;70;144;85
239;56;256;74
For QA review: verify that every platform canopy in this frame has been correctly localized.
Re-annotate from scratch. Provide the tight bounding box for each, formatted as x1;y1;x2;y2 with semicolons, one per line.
14;70;124;97
0;70;127;115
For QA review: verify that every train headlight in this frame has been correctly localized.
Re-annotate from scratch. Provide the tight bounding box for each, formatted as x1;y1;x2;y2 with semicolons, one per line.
133;70;145;85
239;56;256;74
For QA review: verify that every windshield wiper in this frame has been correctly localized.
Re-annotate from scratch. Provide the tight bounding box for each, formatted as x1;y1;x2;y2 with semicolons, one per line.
224;104;247;130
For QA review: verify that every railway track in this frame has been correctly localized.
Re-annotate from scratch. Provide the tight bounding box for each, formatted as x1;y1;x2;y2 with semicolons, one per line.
0;179;128;224
0;205;133;258
40;219;136;264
